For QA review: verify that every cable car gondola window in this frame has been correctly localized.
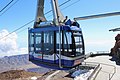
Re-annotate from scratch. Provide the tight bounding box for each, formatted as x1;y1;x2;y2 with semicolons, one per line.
29;33;34;52
56;32;62;52
73;31;84;56
56;31;76;57
35;33;42;51
44;32;54;55
65;32;72;51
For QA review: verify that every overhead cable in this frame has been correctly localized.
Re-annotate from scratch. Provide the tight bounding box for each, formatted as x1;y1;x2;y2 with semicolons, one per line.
0;20;34;40
61;0;80;11
0;0;20;16
46;0;80;18
0;0;75;39
44;0;71;15
0;0;14;12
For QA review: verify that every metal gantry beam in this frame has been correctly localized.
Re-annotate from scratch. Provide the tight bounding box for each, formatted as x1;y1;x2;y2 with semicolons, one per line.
109;27;120;32
74;12;120;21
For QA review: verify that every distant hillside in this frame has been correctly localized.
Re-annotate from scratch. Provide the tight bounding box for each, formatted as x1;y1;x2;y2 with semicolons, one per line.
0;54;31;73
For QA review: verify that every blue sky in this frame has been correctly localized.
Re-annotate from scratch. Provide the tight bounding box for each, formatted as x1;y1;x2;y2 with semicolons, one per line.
0;0;120;56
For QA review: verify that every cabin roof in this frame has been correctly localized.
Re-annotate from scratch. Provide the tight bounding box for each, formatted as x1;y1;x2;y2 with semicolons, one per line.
29;25;81;33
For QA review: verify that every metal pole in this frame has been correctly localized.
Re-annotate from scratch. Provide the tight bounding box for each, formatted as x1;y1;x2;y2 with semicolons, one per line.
51;0;62;68
55;0;62;68
109;74;111;80
59;24;62;68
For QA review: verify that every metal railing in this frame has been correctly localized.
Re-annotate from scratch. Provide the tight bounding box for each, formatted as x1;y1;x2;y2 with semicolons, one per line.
87;63;101;80
85;62;116;80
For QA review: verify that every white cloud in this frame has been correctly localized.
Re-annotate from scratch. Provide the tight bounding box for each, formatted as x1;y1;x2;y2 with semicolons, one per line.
0;30;27;57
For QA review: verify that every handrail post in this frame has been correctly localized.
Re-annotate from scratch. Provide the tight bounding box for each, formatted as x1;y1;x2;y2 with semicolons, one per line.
109;74;111;80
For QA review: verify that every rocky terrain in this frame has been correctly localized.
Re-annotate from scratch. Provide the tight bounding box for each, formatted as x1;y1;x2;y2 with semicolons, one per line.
0;54;31;73
0;70;42;80
0;54;54;80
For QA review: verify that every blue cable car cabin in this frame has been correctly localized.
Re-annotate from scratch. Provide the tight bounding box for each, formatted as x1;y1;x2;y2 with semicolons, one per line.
28;24;85;69
28;0;85;69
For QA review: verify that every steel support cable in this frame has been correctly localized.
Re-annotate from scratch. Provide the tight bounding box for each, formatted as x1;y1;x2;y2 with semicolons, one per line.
0;0;72;40
0;0;14;12
46;0;81;18
0;0;20;16
0;0;71;16
0;20;34;40
44;0;71;15
61;0;80;11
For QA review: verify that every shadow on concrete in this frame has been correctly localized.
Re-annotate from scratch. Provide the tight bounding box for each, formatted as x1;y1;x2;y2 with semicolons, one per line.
109;56;120;65
89;53;110;57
